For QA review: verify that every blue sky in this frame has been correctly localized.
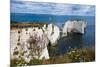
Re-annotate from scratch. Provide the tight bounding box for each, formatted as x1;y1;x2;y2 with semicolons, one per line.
11;0;95;16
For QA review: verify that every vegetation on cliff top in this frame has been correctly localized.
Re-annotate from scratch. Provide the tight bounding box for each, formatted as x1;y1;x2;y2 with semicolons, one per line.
10;47;95;67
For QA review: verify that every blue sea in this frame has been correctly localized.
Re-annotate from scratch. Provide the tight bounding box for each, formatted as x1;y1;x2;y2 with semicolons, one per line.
11;13;95;56
11;13;95;25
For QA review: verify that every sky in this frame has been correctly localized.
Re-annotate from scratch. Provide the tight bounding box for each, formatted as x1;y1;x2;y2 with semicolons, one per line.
11;0;95;16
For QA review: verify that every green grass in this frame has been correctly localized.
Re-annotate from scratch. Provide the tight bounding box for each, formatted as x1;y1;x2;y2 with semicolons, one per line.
11;23;48;29
10;47;95;67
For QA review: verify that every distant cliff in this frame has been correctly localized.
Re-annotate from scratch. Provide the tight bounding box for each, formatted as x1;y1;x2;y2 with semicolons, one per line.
62;20;87;37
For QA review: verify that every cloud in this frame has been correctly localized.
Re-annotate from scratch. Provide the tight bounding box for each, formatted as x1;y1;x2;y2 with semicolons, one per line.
11;1;95;16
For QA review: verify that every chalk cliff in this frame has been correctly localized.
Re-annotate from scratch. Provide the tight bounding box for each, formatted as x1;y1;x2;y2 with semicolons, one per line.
11;27;49;62
11;23;60;62
62;20;87;37
42;24;60;46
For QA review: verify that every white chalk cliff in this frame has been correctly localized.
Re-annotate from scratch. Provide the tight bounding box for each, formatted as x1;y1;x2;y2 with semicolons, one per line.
62;20;87;37
42;24;60;46
11;27;49;63
11;23;60;62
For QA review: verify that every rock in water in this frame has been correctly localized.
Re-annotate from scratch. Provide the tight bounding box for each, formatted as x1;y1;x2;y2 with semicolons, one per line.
62;20;87;37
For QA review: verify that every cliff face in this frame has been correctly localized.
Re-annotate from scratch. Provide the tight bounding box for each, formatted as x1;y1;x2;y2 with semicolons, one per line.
42;24;60;46
11;23;60;62
11;27;50;62
62;20;87;37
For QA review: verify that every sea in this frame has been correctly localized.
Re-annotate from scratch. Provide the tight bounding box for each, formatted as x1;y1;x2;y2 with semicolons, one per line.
11;13;95;56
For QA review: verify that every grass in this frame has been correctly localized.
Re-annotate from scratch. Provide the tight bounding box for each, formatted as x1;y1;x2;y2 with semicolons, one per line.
10;47;95;67
11;23;48;29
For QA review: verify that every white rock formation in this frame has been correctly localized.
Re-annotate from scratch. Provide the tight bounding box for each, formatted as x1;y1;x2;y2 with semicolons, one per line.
62;20;87;37
42;23;60;46
11;23;60;63
11;27;49;63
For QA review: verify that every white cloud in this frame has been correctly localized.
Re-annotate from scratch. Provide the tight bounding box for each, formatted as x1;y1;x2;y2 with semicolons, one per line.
11;0;95;5
11;1;95;16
